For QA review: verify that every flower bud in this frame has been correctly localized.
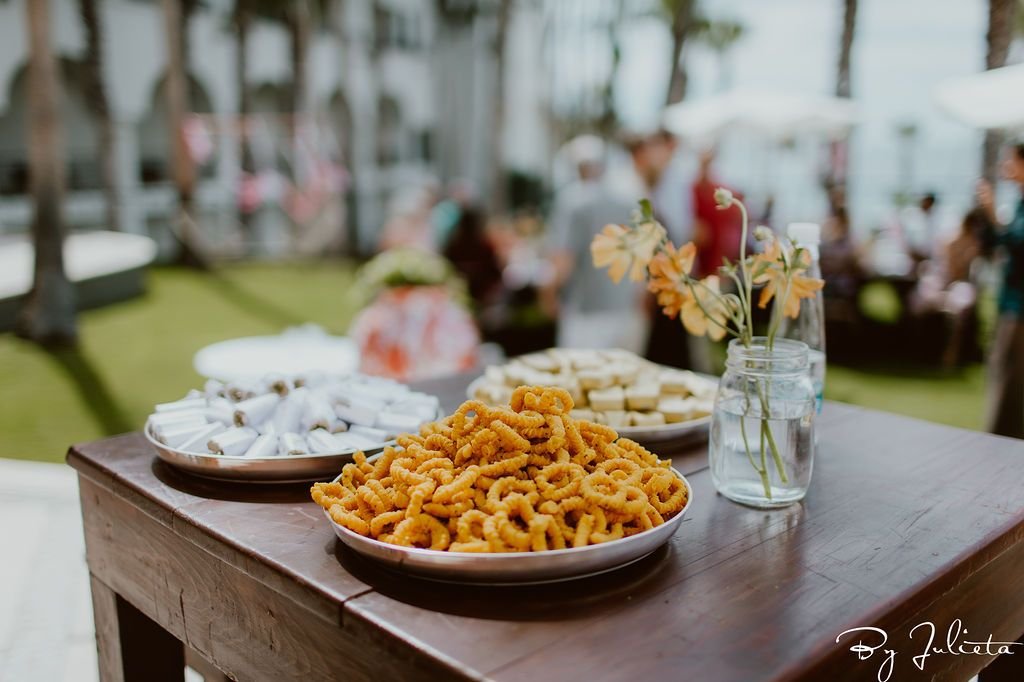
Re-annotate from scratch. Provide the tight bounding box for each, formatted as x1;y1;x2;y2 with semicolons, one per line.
713;187;734;208
753;226;773;242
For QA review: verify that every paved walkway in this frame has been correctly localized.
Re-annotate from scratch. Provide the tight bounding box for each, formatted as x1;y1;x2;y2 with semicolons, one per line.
0;459;96;682
0;459;206;682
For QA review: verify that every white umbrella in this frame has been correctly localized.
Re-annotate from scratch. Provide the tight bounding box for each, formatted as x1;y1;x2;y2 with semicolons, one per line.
934;63;1024;130
662;90;859;142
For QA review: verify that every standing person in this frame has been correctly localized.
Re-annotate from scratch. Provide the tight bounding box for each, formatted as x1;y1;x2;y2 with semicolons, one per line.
692;148;744;278
618;130;697;369
546;136;648;352
977;142;1024;438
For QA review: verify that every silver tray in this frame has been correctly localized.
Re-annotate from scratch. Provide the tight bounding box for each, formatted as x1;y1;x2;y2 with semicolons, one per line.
325;470;692;584
145;425;386;484
466;376;713;447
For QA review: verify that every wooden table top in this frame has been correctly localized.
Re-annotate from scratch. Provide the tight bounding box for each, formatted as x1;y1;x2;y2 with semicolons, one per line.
68;373;1024;681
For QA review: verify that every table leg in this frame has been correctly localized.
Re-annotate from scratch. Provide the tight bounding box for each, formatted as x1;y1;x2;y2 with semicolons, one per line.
978;633;1024;681
90;574;185;682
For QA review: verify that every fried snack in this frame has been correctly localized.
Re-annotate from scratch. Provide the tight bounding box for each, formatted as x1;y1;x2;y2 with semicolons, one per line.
311;386;689;553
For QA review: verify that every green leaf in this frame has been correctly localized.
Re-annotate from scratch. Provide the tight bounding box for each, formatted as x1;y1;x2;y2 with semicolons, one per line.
638;198;654;221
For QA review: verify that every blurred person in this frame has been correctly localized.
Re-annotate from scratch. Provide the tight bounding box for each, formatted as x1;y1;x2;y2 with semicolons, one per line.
546;135;648;353
621;130;699;369
692;148;744;278
977;142;1024;437
900;191;947;261
820;206;863;302
379;185;437;252
910;208;987;368
443;204;503;309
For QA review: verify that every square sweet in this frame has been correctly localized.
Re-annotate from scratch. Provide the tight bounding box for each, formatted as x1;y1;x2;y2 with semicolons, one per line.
577;368;615;390
657;397;703;423
519;352;561;373
601;410;630;428
609;362;640;385
569;408;595;422
660;370;698;395
625;383;660;411
568;350;604;370
588;386;625;411
629;411;666;427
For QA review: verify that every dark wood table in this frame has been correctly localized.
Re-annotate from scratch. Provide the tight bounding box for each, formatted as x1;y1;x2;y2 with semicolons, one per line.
69;371;1024;681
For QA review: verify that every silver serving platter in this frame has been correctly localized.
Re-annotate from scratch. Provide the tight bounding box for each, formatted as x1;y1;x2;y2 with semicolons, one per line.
145;425;389;484
466;376;713;447
325;470;692;584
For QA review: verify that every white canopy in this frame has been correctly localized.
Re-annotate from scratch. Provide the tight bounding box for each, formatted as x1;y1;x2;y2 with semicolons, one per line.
934;63;1024;131
662;90;859;142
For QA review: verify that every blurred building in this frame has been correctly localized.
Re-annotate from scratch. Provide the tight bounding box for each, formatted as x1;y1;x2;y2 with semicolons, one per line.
0;0;550;255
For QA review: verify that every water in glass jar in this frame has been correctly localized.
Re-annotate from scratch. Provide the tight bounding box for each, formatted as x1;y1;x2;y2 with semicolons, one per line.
709;394;815;508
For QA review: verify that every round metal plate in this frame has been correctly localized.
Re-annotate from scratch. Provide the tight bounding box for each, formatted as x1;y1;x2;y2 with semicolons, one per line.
324;470;692;584
466;376;713;447
146;425;387;484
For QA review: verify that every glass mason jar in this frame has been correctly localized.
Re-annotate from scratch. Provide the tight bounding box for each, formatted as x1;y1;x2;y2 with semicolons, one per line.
709;338;816;508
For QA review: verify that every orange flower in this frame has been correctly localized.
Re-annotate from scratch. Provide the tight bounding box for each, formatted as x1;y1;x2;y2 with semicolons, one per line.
647;242;696;318
646;245;730;341
591;220;666;283
753;239;824;319
681;275;730;341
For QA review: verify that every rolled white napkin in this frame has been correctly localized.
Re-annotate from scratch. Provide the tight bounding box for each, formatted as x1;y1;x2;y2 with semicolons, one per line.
226;381;259;402
244;434;279;458
388;399;439;421
272;388;306;434
335;403;377;427
374;411;422;436
148;409;207;430
204;378;225;399
177;423;225;453
154;397;207;413
301;394;336;431
308;429;346;454
208;427;258;456
204;397;235;425
332;432;379;451
157;422;212;448
348;425;389;443
262;373;292;396
278;432;308;456
234;393;280;427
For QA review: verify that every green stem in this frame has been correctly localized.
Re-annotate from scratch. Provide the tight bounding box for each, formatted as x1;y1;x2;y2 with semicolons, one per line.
740;388;771;499
755;378;789;485
684;279;742;338
737;201;753;346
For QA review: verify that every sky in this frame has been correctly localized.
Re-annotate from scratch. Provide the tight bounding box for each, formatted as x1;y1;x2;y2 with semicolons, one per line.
567;0;1001;232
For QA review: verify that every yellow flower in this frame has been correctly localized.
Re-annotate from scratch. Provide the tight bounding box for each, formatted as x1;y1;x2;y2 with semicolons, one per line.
753;239;824;319
681;275;730;341
591;220;667;283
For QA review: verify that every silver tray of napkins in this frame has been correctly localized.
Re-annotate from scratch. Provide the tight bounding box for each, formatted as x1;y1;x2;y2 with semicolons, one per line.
144;373;441;483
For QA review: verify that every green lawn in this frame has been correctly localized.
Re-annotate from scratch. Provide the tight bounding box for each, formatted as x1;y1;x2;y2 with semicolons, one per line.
0;262;990;463
1;262;361;462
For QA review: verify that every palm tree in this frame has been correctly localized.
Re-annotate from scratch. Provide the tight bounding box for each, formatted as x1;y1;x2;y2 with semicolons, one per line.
983;0;1017;182
288;1;311;145
77;0;120;232
692;17;744;91
233;0;256;240
829;0;857;188
836;0;858;99
161;0;207;267
16;0;77;345
663;0;696;105
489;0;512;215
